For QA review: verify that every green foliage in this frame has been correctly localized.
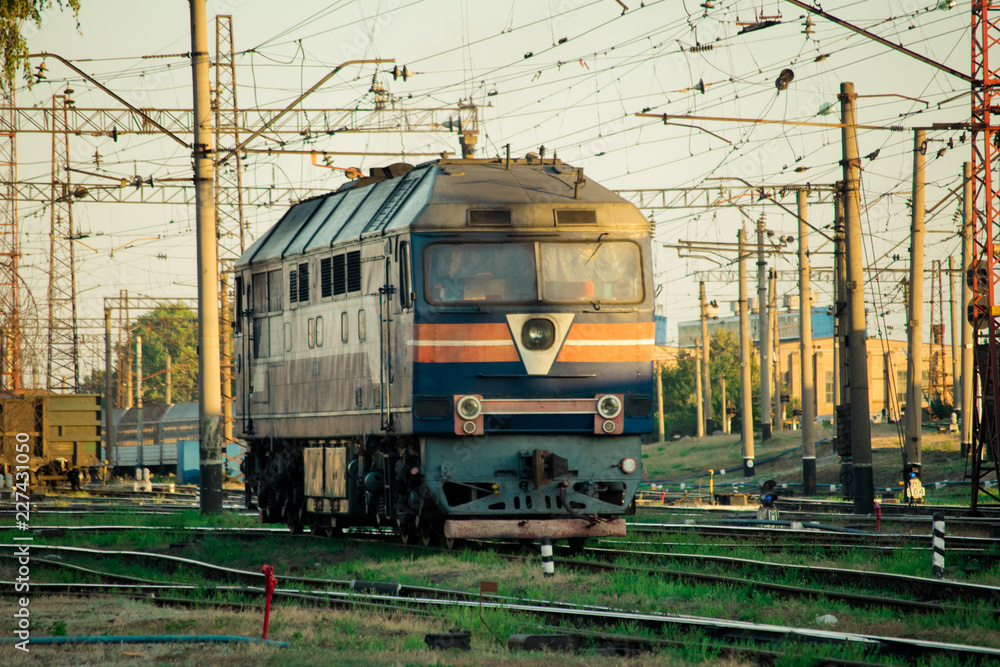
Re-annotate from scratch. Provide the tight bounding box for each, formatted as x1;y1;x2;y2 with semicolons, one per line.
929;396;954;420
658;329;760;437
1;1;81;92
51;619;66;636
133;302;199;404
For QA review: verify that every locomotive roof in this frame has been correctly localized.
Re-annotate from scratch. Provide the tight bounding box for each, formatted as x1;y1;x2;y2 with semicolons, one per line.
238;157;649;268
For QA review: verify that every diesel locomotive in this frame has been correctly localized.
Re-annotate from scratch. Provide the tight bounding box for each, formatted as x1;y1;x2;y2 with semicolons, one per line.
235;154;655;544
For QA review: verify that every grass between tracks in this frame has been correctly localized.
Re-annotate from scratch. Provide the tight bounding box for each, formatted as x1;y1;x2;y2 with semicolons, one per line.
1;509;999;666
640;423;988;505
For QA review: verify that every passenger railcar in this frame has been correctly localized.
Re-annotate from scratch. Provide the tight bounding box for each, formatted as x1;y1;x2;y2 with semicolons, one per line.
235;155;655;543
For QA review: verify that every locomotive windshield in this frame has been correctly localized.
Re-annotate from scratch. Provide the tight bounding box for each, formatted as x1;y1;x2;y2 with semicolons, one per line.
425;241;642;305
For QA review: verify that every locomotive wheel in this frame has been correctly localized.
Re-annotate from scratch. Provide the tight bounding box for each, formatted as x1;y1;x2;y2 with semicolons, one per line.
566;537;588;555
399;529;414;545
420;533;437;547
445;537;465;550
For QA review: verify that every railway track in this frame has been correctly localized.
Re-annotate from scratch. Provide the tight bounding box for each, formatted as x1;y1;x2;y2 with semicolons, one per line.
2;542;998;664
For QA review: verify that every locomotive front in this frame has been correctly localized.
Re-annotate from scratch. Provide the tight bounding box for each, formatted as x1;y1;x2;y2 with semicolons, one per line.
405;158;655;540
235;156;655;543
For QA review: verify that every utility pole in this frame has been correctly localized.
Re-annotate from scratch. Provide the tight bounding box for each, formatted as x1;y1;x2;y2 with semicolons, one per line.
798;189;817;495
47;92;80;393
104;306;113;469
840;82;874;514
739;227;755;476
191;0;223;514
136;335;143;470
656;360;664;442
757;214;772;441
0;89;21;392
833;186;845;413
905;129;926;491
930;259;945;403
961;162;973;457
699;282;713;433
950;255;959;415
720;375;729;434
166;353;172;405
835;182;850;497
770;268;782;431
695;340;705;438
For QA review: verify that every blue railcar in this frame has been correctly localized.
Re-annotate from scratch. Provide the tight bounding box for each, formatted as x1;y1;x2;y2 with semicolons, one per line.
234;156;655;543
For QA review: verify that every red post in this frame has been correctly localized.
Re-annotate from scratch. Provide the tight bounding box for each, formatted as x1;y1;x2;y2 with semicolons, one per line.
873;500;881;533
660;490;666;504
262;564;277;639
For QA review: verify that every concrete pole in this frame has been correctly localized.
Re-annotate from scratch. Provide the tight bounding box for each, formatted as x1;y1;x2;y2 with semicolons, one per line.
961;162;974;457
166;353;172;405
695;341;705;437
798;189;817;495
739;227;755;476
191;0;223;514
656;360;665;442
700;282;713;433
136;335;143;469
770;269;782;430
905;129;926;485
720;375;729;434
757;216;772;440
949;255;959;414
104;306;114;471
840;81;874;514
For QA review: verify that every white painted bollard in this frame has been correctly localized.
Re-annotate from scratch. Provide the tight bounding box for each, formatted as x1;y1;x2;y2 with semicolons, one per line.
142;468;152;492
133;467;142;492
932;512;945;578
541;538;554;577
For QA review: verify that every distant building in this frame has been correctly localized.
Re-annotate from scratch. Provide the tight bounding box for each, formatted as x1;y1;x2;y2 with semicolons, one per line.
669;306;957;422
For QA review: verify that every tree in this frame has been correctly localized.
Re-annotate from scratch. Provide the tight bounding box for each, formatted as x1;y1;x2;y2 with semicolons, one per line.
1;1;81;92
658;328;760;437
132;303;198;404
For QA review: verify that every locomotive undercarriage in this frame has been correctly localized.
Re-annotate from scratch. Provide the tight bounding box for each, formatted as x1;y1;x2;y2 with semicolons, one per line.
243;435;441;540
243;432;638;544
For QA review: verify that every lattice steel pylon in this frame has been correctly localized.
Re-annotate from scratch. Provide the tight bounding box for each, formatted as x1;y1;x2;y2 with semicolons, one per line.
971;1;1000;512
929;259;946;403
215;14;245;455
0;89;21;391
46;93;79;393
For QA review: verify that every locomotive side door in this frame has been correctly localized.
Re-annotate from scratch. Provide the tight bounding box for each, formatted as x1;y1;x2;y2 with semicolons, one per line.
378;251;396;432
235;272;252;435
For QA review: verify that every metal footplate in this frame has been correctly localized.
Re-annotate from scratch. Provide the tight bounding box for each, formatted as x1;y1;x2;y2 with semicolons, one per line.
443;517;627;539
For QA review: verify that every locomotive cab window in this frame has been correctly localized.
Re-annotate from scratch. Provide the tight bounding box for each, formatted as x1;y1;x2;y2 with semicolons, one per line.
424;241;642;305
425;243;537;304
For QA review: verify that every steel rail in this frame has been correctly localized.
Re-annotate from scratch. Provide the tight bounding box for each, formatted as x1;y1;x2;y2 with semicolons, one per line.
544;556;982;616
581;546;1000;604
11;579;998;663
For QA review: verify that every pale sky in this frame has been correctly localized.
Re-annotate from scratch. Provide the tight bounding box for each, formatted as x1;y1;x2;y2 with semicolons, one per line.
13;0;974;380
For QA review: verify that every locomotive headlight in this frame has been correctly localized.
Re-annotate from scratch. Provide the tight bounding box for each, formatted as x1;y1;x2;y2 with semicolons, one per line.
620;457;638;474
596;394;622;419
522;318;555;350
456;395;482;420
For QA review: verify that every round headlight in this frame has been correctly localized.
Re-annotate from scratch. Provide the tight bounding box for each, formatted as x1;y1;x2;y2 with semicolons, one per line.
596;394;622;419
521;318;556;351
621;457;638;474
457;395;482;420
